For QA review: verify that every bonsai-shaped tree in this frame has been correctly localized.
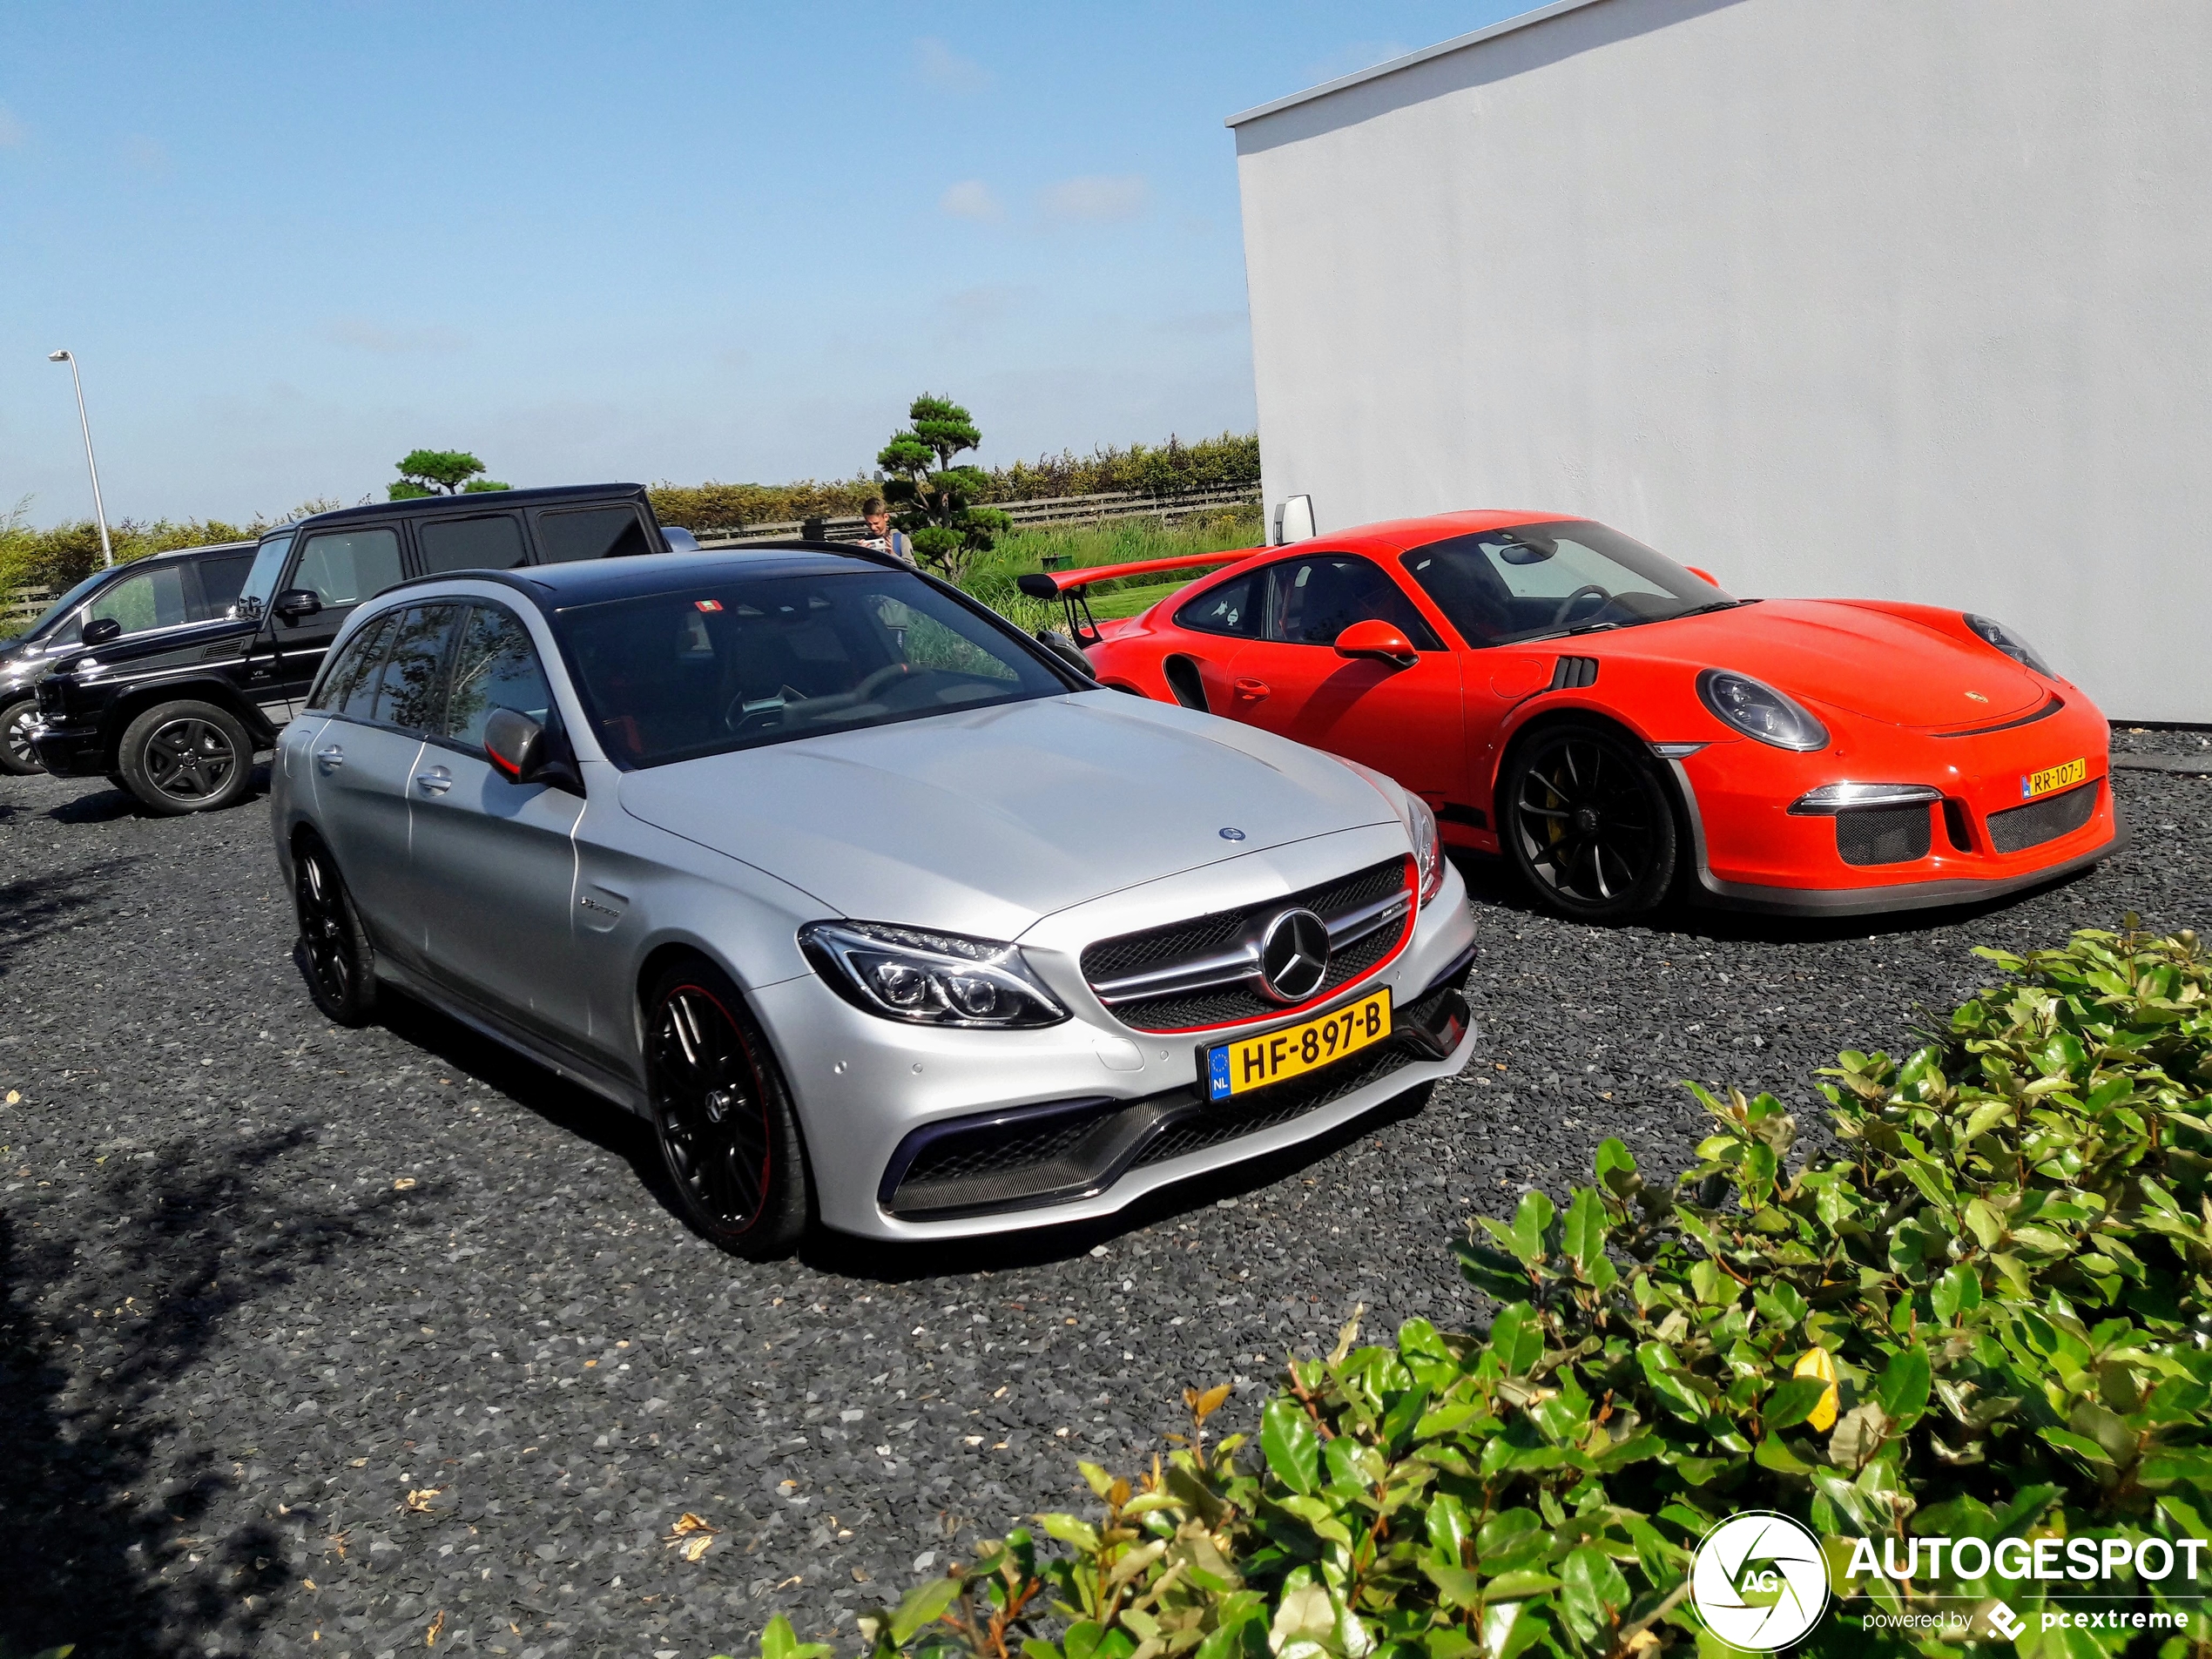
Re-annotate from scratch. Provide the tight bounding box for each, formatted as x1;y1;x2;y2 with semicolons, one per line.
874;396;1010;582
388;448;511;500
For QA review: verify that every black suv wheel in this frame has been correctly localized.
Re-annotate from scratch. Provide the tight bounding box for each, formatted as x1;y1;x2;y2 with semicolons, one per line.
118;699;254;814
0;696;41;776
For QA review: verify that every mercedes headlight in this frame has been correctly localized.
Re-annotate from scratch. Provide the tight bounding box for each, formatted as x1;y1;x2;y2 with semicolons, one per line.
799;921;1069;1028
1963;614;2054;677
1696;670;1830;752
1406;792;1444;907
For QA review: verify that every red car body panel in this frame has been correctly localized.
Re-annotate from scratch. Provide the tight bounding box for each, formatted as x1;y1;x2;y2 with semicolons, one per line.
1067;514;2121;915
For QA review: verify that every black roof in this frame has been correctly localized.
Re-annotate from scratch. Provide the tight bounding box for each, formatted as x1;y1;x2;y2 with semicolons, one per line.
279;482;656;537
380;543;914;613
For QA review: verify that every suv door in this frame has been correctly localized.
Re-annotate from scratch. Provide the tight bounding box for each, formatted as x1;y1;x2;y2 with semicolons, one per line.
1224;553;1467;806
267;524;408;712
308;604;462;968
408;602;587;1043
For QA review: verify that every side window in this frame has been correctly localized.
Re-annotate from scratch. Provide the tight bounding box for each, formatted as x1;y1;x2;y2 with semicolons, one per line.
534;506;653;563
310;612;400;716
291;528;403;608
1266;556;1442;649
418;514;527;575
85;564;190;637
442;605;553;749
365;604;463;732
1173;571;1264;637
192;552;255;620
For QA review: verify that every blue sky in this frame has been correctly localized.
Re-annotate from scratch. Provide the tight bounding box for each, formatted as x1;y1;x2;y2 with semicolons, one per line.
1;2;1527;525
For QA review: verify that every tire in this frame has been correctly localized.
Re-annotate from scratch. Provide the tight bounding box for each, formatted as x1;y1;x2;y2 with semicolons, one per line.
292;835;378;1026
118;699;254;815
1501;718;1679;921
644;960;811;1258
0;696;42;776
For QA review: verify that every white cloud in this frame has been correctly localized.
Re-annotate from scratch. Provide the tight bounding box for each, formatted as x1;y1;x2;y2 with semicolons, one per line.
913;37;990;94
938;179;1003;222
322;318;469;355
0;105;24;148
1040;173;1150;224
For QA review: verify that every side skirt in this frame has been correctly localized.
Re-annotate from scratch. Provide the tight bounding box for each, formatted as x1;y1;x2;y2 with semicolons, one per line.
374;957;649;1116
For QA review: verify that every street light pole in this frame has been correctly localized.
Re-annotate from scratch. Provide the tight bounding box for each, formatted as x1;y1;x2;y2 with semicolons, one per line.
48;349;115;568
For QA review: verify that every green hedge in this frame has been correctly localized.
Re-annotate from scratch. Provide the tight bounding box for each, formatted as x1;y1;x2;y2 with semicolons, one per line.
647;435;1260;536
725;921;2212;1659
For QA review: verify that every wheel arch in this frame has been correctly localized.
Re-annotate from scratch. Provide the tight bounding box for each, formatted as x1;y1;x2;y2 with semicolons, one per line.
106;678;272;764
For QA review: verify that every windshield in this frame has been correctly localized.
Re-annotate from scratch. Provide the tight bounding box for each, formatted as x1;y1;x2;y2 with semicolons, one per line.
558;567;1071;769
1399;519;1736;646
21;568;117;641
237;533;295;615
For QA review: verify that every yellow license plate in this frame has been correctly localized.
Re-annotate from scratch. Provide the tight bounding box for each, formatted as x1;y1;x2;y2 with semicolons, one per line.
1206;989;1393;1101
2021;757;2087;800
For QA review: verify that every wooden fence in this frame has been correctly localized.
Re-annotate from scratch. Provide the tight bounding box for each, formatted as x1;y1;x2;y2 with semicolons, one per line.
5;585;56;631
692;482;1259;547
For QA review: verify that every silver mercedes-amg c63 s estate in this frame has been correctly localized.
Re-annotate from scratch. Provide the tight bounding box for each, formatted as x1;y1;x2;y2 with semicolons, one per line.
270;547;1476;1256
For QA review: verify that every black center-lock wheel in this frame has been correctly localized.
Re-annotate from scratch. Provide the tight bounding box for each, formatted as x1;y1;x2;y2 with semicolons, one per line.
644;961;812;1258
1502;720;1679;921
293;837;379;1026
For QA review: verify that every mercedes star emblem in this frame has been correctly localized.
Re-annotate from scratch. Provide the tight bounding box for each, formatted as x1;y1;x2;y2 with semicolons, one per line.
1258;907;1331;1003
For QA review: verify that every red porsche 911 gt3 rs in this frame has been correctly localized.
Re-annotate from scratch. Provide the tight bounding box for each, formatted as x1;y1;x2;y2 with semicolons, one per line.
1021;511;2124;921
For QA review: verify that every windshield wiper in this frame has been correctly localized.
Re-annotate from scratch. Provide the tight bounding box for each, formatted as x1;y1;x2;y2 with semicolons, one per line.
1669;598;1753;619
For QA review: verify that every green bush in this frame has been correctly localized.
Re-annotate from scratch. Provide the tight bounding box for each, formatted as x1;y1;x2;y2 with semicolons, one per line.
961;511;1264;633
724;922;2212;1659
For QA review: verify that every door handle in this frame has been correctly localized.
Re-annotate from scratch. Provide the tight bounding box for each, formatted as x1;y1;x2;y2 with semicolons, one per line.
316;745;344;772
415;765;453;796
1233;678;1271;701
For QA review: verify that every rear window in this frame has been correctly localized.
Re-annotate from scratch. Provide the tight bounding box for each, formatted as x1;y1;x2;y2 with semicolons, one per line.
558;569;1066;768
419;514;527;574
536;507;654;563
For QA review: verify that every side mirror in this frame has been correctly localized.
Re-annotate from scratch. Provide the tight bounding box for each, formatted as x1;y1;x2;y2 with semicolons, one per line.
81;617;124;647
484;706;585;796
1684;565;1721;588
1272;494;1316;546
1333;619;1419;669
273;588;323;622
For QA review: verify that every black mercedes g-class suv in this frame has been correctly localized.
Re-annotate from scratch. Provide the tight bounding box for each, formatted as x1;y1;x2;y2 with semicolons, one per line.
30;484;678;814
1;539;259;776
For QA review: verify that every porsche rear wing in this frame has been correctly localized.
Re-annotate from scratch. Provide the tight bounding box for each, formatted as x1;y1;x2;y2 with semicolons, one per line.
1014;550;1252;646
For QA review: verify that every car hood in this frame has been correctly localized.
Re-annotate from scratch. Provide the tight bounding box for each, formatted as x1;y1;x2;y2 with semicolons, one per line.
1622;600;2045;725
616;691;1393;939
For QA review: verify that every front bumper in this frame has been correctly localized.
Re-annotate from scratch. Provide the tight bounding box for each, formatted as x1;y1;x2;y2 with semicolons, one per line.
27;717;105;777
752;853;1479;1240
1665;695;2127;915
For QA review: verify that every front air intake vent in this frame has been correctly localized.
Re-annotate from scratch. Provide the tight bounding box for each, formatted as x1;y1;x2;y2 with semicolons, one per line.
1835;805;1932;867
1987;779;2099;854
1549;656;1600;691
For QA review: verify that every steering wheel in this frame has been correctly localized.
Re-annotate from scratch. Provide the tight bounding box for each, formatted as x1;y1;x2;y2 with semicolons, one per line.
851;662;914;701
1550;583;1612;626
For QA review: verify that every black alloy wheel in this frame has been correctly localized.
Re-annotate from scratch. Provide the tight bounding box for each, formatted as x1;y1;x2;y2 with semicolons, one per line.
645;961;810;1258
0;696;41;776
293;837;378;1025
118;698;254;814
1502;719;1679;921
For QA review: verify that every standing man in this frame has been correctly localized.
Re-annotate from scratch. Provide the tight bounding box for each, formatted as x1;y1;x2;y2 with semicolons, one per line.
859;497;917;567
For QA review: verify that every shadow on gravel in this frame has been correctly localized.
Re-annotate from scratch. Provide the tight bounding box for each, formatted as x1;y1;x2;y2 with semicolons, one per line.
44;761;273;825
0;856;138;978
0;1127;401;1656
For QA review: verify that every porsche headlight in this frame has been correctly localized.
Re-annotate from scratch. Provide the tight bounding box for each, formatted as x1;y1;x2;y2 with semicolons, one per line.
1964;614;2054;677
799;921;1068;1028
1696;670;1830;752
1406;792;1444;907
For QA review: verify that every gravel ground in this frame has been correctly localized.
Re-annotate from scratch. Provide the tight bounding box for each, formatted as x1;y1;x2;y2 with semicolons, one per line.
2;753;2207;1659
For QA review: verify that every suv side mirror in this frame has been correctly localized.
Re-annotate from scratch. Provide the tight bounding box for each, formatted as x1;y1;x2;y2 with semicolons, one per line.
1333;619;1419;669
273;589;323;623
484;707;585;796
81;617;124;648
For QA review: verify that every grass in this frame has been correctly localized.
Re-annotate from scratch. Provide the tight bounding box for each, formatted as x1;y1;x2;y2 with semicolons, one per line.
959;508;1263;633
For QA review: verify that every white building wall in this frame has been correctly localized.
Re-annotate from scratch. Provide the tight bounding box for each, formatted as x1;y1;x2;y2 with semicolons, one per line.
1231;0;2212;723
